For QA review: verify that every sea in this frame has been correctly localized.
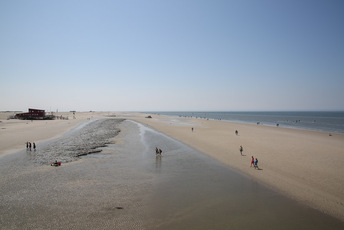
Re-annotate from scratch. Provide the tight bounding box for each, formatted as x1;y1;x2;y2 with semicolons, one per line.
151;111;344;134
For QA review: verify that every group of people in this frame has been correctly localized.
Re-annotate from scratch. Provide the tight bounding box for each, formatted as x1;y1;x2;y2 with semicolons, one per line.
153;129;259;169
240;147;259;169
237;134;259;170
251;156;259;169
25;141;62;167
155;147;163;156
26;142;36;151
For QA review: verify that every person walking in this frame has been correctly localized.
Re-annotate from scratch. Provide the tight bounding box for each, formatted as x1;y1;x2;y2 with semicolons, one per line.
254;158;259;169
239;146;243;155
33;142;36;151
251;156;254;167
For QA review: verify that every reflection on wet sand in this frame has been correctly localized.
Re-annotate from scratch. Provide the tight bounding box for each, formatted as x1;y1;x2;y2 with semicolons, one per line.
155;155;162;173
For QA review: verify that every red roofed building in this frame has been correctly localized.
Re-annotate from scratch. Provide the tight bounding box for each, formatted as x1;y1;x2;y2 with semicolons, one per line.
15;109;46;120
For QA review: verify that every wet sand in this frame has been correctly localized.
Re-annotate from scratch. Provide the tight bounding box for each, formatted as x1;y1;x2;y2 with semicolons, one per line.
0;119;147;229
1;119;344;229
126;112;344;222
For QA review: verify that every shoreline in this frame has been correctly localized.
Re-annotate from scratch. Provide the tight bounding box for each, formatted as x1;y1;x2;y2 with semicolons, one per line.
3;118;343;229
153;111;344;134
1;111;344;222
124;112;344;222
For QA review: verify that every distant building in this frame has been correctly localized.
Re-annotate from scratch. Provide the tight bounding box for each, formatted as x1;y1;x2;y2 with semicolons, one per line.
15;108;53;120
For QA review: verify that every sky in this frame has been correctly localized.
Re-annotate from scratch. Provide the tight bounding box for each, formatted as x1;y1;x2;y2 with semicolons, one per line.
1;0;343;112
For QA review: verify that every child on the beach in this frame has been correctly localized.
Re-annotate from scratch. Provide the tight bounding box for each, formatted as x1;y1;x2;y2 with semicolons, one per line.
251;156;254;167
254;158;259;169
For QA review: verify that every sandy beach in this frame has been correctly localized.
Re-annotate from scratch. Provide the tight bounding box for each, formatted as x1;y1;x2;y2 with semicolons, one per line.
1;111;344;227
0;111;110;157
125;112;344;222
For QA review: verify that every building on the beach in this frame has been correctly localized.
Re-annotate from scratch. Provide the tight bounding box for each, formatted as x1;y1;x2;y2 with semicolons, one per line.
15;108;54;120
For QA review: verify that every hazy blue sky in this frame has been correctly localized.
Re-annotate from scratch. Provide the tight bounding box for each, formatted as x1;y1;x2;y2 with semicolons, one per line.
1;0;343;112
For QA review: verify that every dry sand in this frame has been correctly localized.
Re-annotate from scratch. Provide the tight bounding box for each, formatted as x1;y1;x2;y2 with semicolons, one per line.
0;111;110;157
123;112;344;222
1;111;344;222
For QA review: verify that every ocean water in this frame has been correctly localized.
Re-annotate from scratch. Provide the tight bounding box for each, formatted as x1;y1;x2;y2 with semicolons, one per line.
152;111;344;134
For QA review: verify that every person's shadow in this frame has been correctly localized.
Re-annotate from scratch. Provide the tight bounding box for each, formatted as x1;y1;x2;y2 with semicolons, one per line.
254;166;263;171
